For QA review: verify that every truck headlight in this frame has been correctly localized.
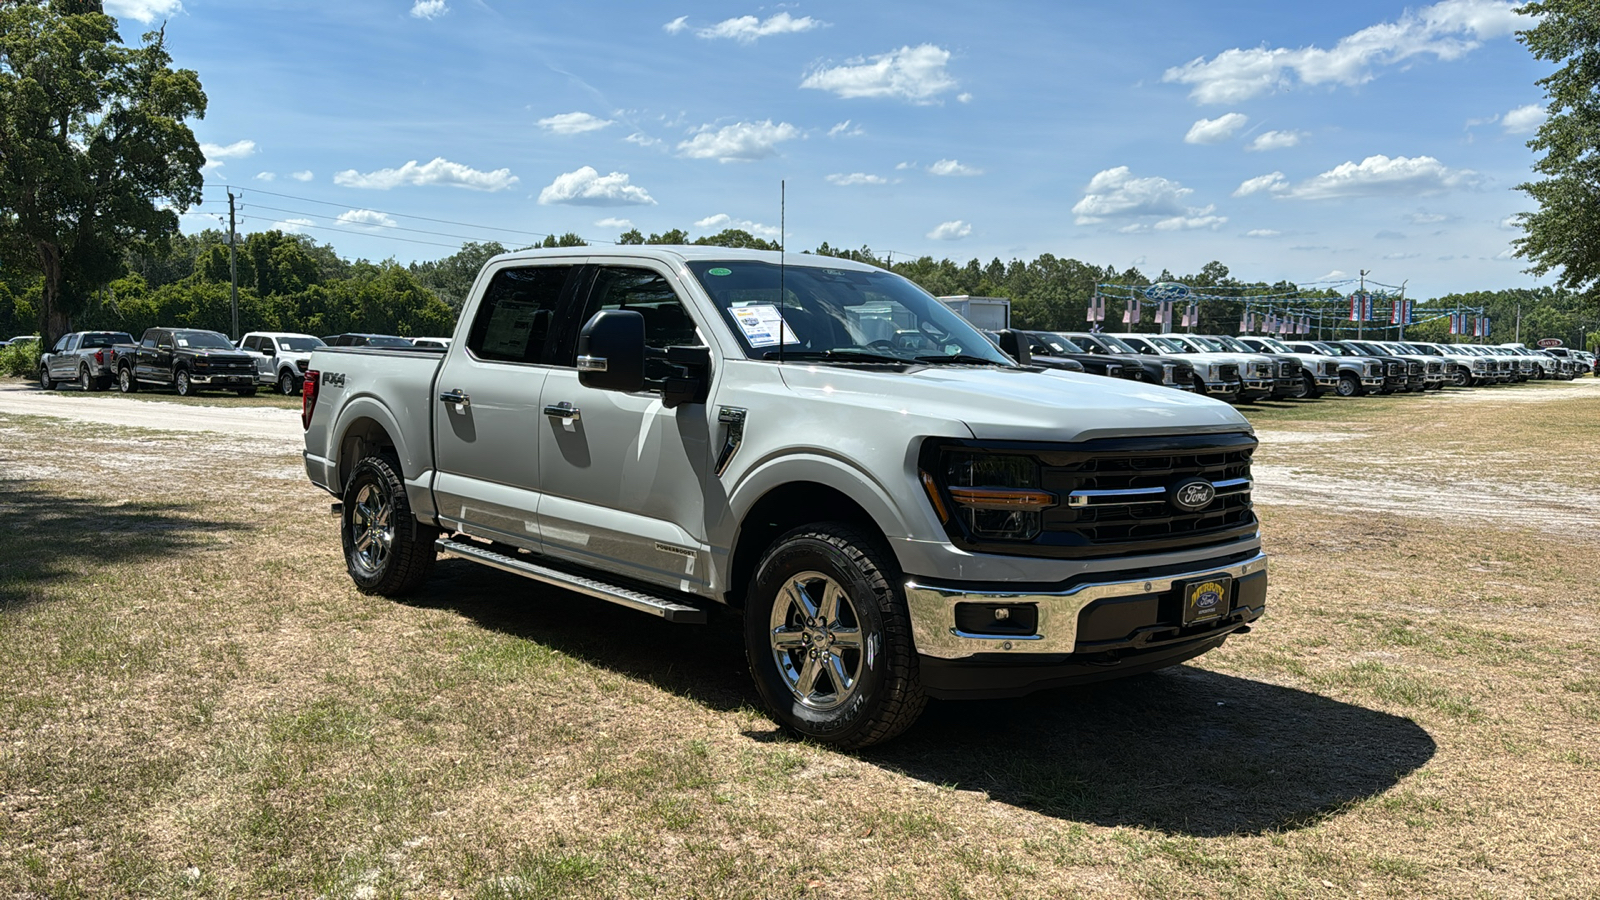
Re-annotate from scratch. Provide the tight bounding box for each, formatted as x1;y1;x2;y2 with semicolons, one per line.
941;451;1054;541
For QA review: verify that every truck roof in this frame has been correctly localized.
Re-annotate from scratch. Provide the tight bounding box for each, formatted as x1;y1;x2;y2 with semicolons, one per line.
487;245;883;272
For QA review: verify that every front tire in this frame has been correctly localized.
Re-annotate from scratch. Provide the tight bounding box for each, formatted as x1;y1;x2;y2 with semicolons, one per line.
341;455;438;596
1335;373;1360;397
277;370;299;396
174;369;194;396
39;365;54;391
744;523;925;749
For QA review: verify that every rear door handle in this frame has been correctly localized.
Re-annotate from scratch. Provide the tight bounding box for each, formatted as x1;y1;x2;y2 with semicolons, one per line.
543;401;580;421
439;389;470;408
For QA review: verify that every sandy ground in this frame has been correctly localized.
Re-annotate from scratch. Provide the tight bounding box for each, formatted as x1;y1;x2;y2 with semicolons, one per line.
3;379;1597;537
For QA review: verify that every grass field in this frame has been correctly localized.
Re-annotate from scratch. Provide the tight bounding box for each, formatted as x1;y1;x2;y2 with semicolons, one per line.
1;380;1597;898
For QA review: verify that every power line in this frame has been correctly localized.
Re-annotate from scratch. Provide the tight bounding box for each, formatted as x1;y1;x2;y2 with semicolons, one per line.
242;202;525;246
234;214;466;250
210;185;561;241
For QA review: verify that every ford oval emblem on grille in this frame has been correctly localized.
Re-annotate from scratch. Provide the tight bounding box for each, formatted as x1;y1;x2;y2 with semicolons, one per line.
1170;478;1216;512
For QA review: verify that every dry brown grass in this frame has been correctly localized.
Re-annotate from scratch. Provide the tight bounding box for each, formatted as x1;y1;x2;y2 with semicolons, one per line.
1;380;1597;898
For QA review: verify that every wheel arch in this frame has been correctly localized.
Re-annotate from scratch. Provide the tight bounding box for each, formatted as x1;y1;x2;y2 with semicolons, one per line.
724;479;896;610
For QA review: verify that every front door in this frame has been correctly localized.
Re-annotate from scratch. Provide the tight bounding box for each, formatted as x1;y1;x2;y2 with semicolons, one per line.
534;263;715;594
429;261;584;548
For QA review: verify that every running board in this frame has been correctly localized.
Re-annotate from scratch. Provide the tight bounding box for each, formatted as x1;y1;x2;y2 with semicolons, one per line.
435;537;707;624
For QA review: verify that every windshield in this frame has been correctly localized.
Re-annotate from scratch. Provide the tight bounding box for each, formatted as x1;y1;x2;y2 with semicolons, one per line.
1258;337;1292;353
1320;343;1359;357
363;335;416;348
1187;336;1228;352
277;336;324;352
688;261;1014;366
173;330;236;351
1075;333;1137;353
1037;334;1084;354
1148;336;1192;353
1211;335;1251;352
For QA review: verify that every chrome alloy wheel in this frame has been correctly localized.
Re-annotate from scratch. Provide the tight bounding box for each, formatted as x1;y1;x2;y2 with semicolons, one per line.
349;483;395;577
767;571;869;711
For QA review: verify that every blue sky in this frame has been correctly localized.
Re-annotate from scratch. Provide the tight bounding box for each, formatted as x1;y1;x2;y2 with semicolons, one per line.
109;0;1553;299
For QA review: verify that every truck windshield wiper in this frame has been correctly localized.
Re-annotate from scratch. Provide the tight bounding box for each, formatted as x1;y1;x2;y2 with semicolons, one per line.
761;348;911;364
913;354;1005;366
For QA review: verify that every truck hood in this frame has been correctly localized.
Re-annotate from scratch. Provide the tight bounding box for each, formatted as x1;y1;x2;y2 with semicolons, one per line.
777;363;1250;442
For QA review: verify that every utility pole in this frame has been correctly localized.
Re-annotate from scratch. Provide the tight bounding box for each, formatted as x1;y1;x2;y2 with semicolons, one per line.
1357;269;1369;340
1515;302;1522;344
228;190;239;341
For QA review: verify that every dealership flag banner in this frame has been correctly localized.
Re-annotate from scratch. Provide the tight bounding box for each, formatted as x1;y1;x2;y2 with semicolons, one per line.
1182;301;1198;327
1086;294;1105;323
1123;297;1141;324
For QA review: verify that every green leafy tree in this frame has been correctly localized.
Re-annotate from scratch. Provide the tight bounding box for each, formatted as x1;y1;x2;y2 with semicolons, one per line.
0;0;207;346
1512;1;1600;304
410;240;507;310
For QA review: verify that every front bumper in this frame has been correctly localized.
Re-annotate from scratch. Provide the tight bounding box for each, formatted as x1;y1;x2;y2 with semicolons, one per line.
1315;376;1339;388
190;373;254;386
1201;379;1239;396
904;551;1267;659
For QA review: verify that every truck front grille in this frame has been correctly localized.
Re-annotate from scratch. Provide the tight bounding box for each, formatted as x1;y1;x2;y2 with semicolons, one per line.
1321;361;1339;376
1218;364;1238;381
1278;361;1297;377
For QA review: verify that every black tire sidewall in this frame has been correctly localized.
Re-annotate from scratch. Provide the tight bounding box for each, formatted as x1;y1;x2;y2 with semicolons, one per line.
119;368;135;393
39;366;52;390
745;528;903;746
175;370;191;396
339;455;436;596
342;458;399;592
1336;374;1358;397
79;368;91;391
279;371;297;395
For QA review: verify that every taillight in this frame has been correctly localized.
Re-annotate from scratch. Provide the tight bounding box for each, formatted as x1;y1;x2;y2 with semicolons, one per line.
95;349;105;365
301;369;319;430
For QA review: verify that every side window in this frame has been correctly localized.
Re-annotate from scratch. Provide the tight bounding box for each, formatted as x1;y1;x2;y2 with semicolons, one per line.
52;335;71;353
578;267;702;384
466;265;576;365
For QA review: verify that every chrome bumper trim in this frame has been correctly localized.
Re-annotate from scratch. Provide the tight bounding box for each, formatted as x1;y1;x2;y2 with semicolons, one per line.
904;551;1268;659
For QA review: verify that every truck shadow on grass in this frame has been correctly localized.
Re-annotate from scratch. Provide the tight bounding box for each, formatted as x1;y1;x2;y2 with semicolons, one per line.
0;479;244;610
410;560;1436;837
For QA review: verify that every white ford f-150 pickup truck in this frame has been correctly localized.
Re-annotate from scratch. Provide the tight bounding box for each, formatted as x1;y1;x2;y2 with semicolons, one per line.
301;247;1268;748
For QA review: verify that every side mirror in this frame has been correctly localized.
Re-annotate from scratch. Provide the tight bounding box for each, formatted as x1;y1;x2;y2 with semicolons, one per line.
994;330;1031;366
578;309;645;393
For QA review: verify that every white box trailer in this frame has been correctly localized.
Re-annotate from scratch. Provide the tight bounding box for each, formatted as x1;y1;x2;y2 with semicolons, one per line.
937;295;1011;331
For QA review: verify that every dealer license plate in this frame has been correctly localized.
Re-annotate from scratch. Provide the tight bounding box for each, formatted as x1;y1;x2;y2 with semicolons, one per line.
1182;575;1232;625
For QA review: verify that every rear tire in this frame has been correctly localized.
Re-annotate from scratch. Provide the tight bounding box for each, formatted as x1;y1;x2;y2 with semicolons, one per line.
744;523;926;749
118;366;138;393
78;367;94;391
341;455;438;596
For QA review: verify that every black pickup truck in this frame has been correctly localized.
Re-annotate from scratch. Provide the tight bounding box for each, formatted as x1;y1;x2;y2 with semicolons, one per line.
112;327;259;396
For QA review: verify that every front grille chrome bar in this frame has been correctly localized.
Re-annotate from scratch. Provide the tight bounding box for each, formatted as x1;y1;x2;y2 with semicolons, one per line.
1066;477;1253;508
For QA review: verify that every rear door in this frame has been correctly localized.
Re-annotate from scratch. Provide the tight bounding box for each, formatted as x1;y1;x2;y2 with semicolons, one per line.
533;261;716;593
429;260;586;548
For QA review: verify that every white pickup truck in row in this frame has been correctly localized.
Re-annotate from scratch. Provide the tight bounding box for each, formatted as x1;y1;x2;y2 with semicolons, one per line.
301;247;1268;747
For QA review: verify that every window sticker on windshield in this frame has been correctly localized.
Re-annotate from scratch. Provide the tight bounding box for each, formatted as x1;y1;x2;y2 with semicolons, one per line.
729;304;800;348
176;338;189;348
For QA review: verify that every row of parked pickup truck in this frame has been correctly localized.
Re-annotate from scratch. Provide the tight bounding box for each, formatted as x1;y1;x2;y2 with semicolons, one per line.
34;329;451;396
1000;330;1593;403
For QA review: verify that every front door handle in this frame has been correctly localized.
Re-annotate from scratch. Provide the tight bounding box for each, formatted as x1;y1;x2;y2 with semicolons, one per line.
439;389;471;408
543;401;580;421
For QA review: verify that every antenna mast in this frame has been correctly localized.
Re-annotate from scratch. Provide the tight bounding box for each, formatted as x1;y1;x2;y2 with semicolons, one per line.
778;180;785;365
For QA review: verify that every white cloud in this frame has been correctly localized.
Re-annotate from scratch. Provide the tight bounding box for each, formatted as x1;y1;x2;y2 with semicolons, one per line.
826;173;887;186
1246;229;1282;237
895;162;913;170
537;112;614;135
274;217;315;234
827;120;864;138
1408;210;1449;223
928;159;982;177
694;213;780;239
801;44;959;104
696;13;822;42
624;132;663;148
677;120;799;162
957;92;973;103
1184;113;1249;144
927;220;972;241
334;157;518;191
1163;0;1526;104
1499;214;1522;230
201;139;256;160
1154;208;1227;230
1283;154;1481;199
254;172;275;182
1248;130;1304;151
1072;166;1194;224
1502;103;1547;134
290;170;314;182
1234;172;1289;197
336;209;397;229
537;166;656;206
410;0;447;19
594;217;634;230
103;0;183;24
1383;252;1423;260
663;16;689;34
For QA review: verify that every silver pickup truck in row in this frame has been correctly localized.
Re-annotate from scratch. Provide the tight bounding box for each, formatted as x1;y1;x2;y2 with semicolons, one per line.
301;247;1268;747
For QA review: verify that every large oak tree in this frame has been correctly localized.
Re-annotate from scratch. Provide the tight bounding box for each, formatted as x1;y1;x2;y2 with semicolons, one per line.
0;0;206;345
1513;1;1600;304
